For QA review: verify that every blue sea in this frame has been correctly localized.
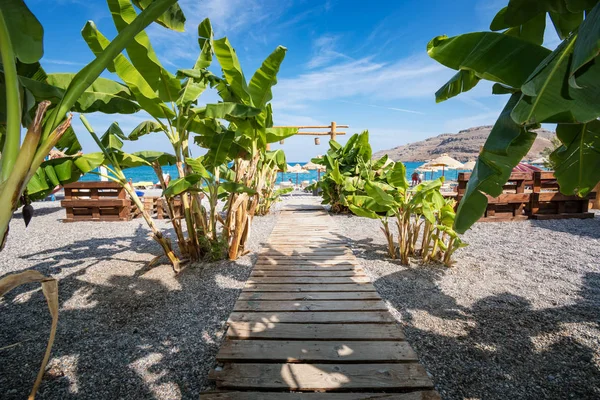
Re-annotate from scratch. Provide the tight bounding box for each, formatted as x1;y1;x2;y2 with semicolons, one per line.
80;161;466;185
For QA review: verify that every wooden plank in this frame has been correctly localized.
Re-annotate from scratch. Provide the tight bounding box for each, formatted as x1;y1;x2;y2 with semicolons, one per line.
255;260;359;266
251;265;359;271
226;322;404;341
259;250;352;256
234;300;387;312
247;277;371;284
201;391;441;400
243;283;376;292
228;311;394;324
254;263;359;269
250;270;365;277
61;199;129;207
210;363;433;391
217;340;417;363
258;255;357;261
238;292;382;301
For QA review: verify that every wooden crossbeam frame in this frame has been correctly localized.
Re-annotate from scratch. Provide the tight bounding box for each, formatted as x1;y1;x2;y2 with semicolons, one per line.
269;121;349;148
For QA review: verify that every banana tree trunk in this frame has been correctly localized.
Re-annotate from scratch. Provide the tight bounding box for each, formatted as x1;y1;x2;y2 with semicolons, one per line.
0;103;70;250
152;162;187;256
123;184;181;272
175;159;200;260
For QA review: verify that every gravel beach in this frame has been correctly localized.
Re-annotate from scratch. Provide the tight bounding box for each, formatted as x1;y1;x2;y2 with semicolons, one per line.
2;194;599;399
0;199;279;399
333;211;600;400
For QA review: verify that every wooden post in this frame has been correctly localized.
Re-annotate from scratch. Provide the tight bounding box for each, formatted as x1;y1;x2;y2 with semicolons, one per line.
330;121;337;142
591;181;600;209
266;143;271;151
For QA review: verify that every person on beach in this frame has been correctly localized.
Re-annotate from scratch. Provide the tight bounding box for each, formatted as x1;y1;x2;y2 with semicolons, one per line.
411;172;419;186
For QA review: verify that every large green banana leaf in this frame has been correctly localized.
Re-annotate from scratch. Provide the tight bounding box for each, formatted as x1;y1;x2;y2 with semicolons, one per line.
213;37;251;105
550;120;600;196
265;127;297;143
19;74;140;114
435;70;481;103
385;162;409;189
204;102;262;119
0;0;43;64
133;150;177;166
177;79;207;106
128;120;163;140
54;126;82;155
491;7;546;45
27;153;104;200
202;129;235;170
108;0;180;102
164;174;203;196
427;32;551;90
100;122;127;150
454;93;537;233
512;34;600;124
44;0;179;137
81;21;174;120
264;149;287;171
131;0;185;32
195;18;213;69
571;2;600;81
185;156;210;178
248;46;287;109
364;181;396;208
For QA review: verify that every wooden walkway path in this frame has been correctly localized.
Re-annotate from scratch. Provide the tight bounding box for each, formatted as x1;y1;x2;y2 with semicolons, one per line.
202;206;439;399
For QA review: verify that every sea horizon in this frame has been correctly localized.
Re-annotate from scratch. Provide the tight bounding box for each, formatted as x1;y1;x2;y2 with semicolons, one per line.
80;160;466;185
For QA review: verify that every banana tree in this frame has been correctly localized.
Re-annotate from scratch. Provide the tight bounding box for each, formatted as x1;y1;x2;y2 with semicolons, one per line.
256;149;292;216
427;0;600;233
311;131;373;213
346;154;465;266
207;39;298;259
0;0;184;250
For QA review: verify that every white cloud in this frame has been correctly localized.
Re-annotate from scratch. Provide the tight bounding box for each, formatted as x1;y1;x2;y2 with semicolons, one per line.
273;54;450;111
339;100;424;115
146;0;294;64
307;35;351;69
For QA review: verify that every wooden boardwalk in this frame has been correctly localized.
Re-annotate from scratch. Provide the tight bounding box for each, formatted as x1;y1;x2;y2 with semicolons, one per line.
203;206;439;399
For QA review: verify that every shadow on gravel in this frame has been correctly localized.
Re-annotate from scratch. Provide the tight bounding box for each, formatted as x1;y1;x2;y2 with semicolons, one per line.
372;268;600;400
0;228;256;399
529;217;600;240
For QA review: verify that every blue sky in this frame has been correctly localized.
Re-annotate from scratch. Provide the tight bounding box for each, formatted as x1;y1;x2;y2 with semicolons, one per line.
29;0;557;161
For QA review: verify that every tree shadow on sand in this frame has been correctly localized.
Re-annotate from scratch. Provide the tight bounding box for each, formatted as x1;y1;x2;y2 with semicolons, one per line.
0;229;257;399
372;265;600;400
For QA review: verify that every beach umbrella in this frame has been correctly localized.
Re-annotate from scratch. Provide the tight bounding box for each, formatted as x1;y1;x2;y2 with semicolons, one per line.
303;161;326;179
427;153;464;177
289;166;308;185
416;163;440;180
462;160;476;170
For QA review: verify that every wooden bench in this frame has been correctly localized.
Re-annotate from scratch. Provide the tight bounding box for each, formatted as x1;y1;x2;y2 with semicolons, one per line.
457;172;532;222
456;171;595;222
131;196;183;220
61;182;131;222
530;171;595;220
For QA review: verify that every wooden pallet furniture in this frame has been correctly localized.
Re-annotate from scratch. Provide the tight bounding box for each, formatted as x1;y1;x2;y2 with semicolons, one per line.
456;171;595;222
130;196;184;220
61;182;131;222
530;171;595;220
202;206;439;399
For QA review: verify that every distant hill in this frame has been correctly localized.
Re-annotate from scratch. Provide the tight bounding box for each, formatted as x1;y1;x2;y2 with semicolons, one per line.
372;125;556;162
